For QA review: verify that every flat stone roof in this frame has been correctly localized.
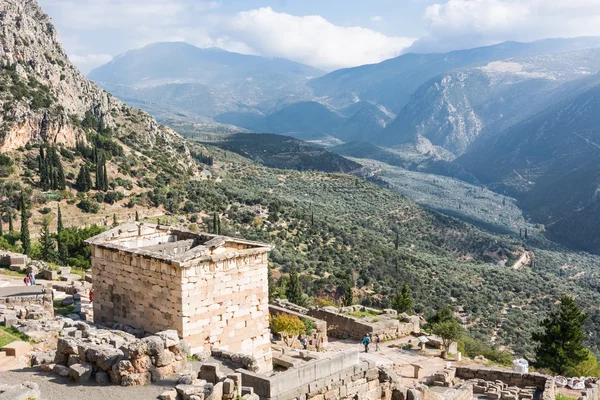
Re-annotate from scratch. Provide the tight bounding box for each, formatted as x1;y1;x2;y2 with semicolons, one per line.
84;222;272;266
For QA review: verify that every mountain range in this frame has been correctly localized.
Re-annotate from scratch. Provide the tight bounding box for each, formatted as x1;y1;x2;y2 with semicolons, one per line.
86;36;600;254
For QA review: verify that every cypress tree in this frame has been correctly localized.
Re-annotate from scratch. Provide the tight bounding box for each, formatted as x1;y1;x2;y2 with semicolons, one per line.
95;151;102;190
38;146;47;190
102;156;108;191
76;165;92;192
8;211;13;233
394;231;400;250
57;205;64;233
57;205;68;265
0;213;3;236
20;194;31;255
112;213;118;227
135;210;139;222
39;216;56;262
343;282;354;306
268;264;276;303
286;261;303;306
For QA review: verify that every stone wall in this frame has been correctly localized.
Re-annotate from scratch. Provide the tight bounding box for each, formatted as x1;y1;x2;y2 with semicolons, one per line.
0;292;54;323
90;230;273;373
269;305;328;351
48;328;189;386
91;246;184;334
238;349;394;400
307;306;419;341
579;379;600;400
179;249;272;372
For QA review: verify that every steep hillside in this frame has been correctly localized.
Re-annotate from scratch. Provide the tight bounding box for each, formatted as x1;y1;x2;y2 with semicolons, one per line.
202;133;361;173
377;49;600;157
88;42;323;119
334;103;394;142
0;0;194;174
310;37;600;113
457;76;600;253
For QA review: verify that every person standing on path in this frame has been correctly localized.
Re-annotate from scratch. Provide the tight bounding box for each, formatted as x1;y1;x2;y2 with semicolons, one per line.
375;334;381;351
29;271;36;286
362;334;371;353
24;275;30;286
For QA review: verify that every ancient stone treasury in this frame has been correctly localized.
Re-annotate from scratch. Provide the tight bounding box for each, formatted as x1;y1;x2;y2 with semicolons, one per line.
0;223;585;400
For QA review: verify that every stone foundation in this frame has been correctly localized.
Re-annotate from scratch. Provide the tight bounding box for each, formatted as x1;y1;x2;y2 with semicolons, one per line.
0;292;54;325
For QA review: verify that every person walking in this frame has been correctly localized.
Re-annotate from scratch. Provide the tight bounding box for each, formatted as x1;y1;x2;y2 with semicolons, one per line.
24;275;30;286
89;289;94;302
300;336;308;350
362;333;371;353
375;334;381;352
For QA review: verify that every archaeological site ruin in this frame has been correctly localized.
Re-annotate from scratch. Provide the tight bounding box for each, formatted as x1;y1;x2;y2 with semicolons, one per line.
84;222;274;373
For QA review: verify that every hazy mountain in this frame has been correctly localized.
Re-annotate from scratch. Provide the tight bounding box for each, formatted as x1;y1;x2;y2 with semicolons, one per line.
310;37;600;113
377;49;600;157
457;74;600;253
88;42;324;118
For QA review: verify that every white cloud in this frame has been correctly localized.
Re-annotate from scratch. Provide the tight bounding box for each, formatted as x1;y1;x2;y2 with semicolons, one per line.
370;16;384;23
40;1;414;73
222;7;414;70
413;0;600;52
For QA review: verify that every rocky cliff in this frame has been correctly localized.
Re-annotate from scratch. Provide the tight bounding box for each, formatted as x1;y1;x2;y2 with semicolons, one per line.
0;0;192;173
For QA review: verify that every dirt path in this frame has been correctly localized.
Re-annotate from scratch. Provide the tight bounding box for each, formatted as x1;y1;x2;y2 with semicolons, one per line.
512;252;530;270
0;369;178;400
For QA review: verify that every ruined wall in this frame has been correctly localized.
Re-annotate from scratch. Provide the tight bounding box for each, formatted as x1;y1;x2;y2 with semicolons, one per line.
455;367;555;400
307;307;418;341
179;249;272;373
91;246;184;334
0;292;54;321
239;350;392;400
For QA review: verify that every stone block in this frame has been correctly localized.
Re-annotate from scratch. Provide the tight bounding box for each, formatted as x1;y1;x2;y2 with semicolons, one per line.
159;390;178;400
121;372;151;387
2;316;18;328
223;378;235;395
407;388;421;400
156;330;180;347
53;364;71;377
199;363;220;384
95;371;110;385
69;363;93;382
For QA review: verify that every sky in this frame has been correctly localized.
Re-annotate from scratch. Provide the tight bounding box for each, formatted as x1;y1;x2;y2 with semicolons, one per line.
38;0;600;74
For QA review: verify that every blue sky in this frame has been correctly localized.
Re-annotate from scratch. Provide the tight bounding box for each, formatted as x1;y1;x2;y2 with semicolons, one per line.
38;0;600;74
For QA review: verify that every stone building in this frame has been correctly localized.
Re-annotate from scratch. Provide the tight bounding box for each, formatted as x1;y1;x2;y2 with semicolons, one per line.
85;223;273;372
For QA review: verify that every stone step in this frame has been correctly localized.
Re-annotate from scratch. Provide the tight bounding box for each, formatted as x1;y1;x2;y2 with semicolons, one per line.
0;354;18;371
1;341;32;357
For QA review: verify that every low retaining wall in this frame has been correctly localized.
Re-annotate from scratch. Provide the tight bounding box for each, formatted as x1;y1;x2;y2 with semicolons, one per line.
307;306;419;341
455;367;555;400
238;349;393;400
269;305;328;351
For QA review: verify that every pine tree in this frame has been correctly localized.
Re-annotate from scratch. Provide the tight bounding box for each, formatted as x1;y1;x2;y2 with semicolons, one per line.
286;261;303;305
532;296;589;374
75;165;92;192
39;216;56;262
343;282;354;306
392;283;413;314
20;194;31;255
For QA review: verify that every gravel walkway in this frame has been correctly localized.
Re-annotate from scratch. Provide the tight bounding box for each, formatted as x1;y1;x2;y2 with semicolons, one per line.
0;367;179;400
